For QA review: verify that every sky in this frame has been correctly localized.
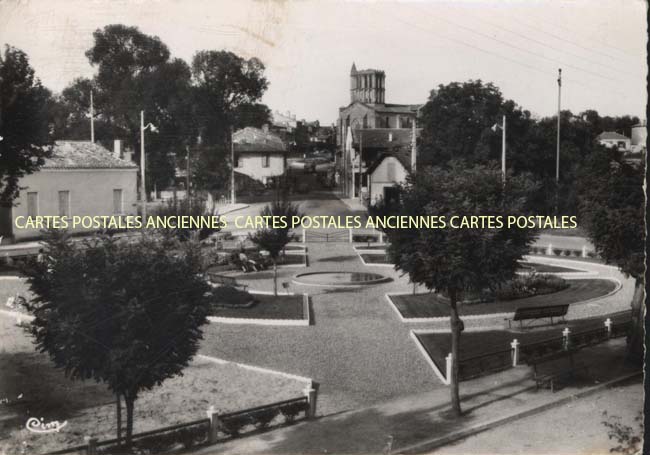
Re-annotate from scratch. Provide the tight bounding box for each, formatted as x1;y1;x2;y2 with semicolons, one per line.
0;0;646;125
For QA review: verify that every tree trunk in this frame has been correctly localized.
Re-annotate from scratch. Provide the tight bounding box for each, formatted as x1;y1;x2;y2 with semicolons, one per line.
273;259;278;296
449;292;462;416
627;280;645;363
116;394;122;447
125;395;135;448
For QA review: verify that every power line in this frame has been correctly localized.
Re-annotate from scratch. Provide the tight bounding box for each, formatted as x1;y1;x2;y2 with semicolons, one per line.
460;10;644;81
411;5;627;85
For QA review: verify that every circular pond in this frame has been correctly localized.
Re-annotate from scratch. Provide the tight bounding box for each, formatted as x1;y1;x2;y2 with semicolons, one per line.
293;271;391;287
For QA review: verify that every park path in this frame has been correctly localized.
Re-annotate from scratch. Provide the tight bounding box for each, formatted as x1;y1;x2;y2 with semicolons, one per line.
199;225;634;418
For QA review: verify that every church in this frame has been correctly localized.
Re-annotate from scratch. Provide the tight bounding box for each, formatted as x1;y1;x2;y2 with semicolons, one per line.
337;63;422;203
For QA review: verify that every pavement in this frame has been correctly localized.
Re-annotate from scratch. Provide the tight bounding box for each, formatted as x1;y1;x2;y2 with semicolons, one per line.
192;339;641;454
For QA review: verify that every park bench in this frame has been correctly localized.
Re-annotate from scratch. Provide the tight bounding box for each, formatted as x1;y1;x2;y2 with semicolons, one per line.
525;349;589;392
206;272;248;291
505;304;569;329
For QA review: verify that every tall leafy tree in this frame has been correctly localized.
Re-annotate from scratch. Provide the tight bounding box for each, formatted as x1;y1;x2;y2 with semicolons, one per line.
0;45;52;205
248;199;301;295
577;145;645;361
190;50;269;191
371;163;538;415
22;231;211;446
84;25;194;195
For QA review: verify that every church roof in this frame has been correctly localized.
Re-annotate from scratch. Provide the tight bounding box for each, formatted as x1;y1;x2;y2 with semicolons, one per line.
42;141;137;169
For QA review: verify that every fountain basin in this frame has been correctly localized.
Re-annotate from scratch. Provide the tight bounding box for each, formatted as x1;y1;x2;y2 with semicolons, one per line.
293;271;391;287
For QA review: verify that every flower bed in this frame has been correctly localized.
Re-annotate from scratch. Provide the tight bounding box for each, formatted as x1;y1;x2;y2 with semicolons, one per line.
210;291;305;320
359;253;392;265
390;279;617;319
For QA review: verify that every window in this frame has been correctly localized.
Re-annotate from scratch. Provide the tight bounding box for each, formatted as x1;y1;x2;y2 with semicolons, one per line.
387;162;396;181
58;191;70;217
617;141;626;149
262;154;270;168
234;154;240;168
113;189;123;214
27;192;38;217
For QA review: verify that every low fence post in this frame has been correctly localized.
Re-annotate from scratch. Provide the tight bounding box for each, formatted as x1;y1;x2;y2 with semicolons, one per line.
85;436;98;455
582;245;587;258
303;382;318;419
379;231;384;244
302;230;306;244
546;243;553;255
510;339;520;366
206;405;220;444
562;327;571;350
348;228;353;243
605;318;612;338
445;353;453;385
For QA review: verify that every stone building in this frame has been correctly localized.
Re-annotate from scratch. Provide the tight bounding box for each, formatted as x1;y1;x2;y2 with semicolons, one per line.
337;63;422;199
233;126;287;186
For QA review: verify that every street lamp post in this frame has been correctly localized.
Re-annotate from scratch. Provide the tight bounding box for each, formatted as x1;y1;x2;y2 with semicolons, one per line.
140;110;158;221
492;115;507;184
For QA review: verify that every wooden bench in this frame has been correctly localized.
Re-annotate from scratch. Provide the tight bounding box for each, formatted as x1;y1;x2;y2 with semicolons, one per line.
206;272;248;291
526;349;589;392
506;304;569;329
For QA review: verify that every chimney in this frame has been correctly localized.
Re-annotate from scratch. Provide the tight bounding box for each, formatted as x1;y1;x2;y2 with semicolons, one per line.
113;140;121;158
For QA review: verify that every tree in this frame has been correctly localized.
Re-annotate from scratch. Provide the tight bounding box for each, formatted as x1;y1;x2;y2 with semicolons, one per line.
0;45;52;205
577;145;644;361
370;162;538;415
190;50;269;190
84;25;194;195
248;199;301;295
22;231;211;447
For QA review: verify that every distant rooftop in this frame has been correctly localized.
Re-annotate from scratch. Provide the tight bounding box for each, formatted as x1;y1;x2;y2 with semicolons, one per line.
43;141;137;169
233;127;287;153
597;131;630;141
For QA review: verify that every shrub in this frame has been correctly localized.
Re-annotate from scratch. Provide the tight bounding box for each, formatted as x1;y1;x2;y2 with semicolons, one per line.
563;249;573;256
221;414;252;436
553;248;563;256
207;286;256;309
494;274;568;301
572;250;582;257
279;401;309;423
252;408;279;429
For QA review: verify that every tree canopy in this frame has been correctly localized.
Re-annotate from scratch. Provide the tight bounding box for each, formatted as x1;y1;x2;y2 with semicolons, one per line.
371;162;539;415
23;231;212;445
0;45;53;205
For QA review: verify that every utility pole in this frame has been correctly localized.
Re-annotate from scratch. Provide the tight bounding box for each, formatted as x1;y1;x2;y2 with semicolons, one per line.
230;125;236;204
185;145;191;202
359;130;363;192
501;114;506;184
140;110;146;220
556;68;562;183
90;90;95;143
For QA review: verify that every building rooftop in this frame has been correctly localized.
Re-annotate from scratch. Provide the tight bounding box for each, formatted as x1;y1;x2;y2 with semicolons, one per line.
233;127;287;153
42;141;137;169
597;131;630;141
351;128;421;149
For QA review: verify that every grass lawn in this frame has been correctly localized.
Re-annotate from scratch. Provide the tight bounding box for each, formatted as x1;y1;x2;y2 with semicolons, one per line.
415;310;632;368
360;253;391;264
391;279;617;319
211;293;304;320
0;310;306;454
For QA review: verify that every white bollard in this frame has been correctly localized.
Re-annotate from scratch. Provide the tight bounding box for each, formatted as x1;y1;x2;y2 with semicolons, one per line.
349;228;353;243
206;405;219;443
605;318;612;338
582;245;587;258
562;327;571;350
302;230;306;244
510;339;520;366
303;386;318;419
445;353;453;385
547;243;553;255
379;232;384;244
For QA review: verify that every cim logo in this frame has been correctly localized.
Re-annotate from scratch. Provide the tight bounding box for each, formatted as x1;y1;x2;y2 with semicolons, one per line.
25;418;68;434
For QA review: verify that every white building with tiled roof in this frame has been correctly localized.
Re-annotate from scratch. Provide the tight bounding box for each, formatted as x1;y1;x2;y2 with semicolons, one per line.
0;141;138;241
596;131;631;151
232;127;288;185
